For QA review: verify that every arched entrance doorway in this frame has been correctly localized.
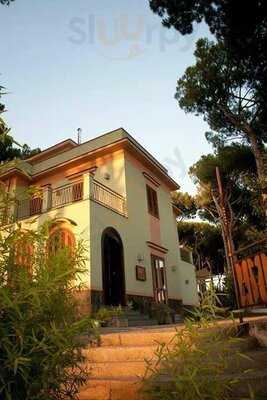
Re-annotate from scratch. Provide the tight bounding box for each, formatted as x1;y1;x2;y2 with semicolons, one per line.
102;228;126;306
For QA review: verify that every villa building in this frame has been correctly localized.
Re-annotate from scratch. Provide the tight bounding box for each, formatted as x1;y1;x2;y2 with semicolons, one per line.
0;128;198;312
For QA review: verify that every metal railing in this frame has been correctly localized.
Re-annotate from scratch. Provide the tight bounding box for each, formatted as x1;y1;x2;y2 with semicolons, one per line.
52;181;83;208
17;197;43;220
91;180;127;216
16;181;83;220
15;179;127;220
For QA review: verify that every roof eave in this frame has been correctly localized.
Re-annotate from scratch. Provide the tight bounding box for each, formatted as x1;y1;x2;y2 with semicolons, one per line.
0;167;32;182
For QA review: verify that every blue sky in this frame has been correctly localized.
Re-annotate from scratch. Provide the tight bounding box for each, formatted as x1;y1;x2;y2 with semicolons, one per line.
1;0;213;193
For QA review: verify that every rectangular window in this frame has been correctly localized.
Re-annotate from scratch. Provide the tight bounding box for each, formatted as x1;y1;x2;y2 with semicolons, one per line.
146;185;159;218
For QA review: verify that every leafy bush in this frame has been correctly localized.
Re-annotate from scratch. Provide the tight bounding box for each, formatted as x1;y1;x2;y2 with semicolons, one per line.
0;211;96;399
143;291;252;400
127;296;151;315
150;302;174;325
93;306;123;326
218;274;237;310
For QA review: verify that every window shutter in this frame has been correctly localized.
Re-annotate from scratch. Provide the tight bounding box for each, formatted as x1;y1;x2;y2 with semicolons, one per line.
146;185;153;214
146;185;159;218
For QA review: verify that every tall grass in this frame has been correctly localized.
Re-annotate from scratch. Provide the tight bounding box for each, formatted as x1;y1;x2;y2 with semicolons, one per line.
143;290;254;400
0;188;96;400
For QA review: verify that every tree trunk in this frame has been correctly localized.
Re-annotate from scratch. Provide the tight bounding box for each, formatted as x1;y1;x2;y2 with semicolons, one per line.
219;104;266;202
221;226;231;274
248;130;266;184
248;130;267;214
212;168;241;308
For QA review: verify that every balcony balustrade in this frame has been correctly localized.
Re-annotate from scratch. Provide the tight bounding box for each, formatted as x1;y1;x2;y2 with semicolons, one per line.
52;181;83;208
91;180;127;217
17;197;43;220
16;181;83;220
15;178;127;220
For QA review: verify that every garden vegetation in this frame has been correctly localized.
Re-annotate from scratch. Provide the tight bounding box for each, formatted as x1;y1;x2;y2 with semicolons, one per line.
0;188;96;400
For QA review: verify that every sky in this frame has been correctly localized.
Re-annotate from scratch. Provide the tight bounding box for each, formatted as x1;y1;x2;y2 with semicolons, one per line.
1;0;213;193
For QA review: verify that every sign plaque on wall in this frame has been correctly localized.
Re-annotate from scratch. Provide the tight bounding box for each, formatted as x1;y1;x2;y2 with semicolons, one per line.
136;265;146;281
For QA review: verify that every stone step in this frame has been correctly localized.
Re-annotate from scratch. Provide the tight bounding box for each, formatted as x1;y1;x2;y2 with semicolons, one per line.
128;319;158;327
78;318;267;400
78;325;180;399
231;369;267;398
78;377;147;400
100;327;179;347
174;315;183;323
83;345;157;362
124;314;150;321
87;360;148;379
226;348;267;374
123;309;144;316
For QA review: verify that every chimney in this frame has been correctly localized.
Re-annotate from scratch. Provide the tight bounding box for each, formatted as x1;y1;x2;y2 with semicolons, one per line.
77;128;82;144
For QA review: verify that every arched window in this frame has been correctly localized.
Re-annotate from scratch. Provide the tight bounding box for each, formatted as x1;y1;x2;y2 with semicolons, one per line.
48;224;75;256
14;233;34;275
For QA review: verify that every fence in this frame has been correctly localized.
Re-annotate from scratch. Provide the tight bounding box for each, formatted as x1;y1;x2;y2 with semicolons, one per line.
234;238;267;307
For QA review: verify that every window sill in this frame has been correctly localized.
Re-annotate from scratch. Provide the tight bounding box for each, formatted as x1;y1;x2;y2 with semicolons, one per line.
148;212;160;220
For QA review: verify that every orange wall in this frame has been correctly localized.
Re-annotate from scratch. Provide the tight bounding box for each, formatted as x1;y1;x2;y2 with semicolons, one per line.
32;150;124;189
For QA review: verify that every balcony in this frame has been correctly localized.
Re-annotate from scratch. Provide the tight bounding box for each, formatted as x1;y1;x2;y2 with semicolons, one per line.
16;181;83;220
17;197;43;220
91;181;127;217
15;178;127;221
51;181;83;208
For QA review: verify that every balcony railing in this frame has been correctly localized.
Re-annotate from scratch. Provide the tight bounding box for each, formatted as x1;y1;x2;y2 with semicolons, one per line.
52;181;83;208
91;181;127;216
17;197;43;220
15;178;127;221
16;181;83;220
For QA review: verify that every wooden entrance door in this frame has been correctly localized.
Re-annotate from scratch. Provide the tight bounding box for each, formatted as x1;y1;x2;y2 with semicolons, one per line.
151;255;168;303
102;228;126;306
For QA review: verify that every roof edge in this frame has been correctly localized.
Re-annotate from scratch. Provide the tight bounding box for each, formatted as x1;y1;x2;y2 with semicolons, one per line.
26;139;78;163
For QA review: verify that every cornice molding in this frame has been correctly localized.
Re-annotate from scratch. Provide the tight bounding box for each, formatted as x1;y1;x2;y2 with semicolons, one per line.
147;241;169;254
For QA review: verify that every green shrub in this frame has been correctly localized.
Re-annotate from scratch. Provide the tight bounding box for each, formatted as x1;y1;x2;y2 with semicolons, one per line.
218;274;237;310
0;213;96;399
150;302;175;325
94;306;123;326
128;297;143;311
127;296;151;315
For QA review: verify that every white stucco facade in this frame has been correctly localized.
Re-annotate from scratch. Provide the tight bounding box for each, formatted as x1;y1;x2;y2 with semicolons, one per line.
1;128;198;311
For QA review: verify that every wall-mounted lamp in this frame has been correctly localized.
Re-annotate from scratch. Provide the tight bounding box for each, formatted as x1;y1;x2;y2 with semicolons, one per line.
104;172;111;181
137;254;144;264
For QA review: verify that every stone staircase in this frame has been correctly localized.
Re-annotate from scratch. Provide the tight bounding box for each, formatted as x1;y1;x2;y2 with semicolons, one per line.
124;309;158;327
78;325;180;400
118;308;183;328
